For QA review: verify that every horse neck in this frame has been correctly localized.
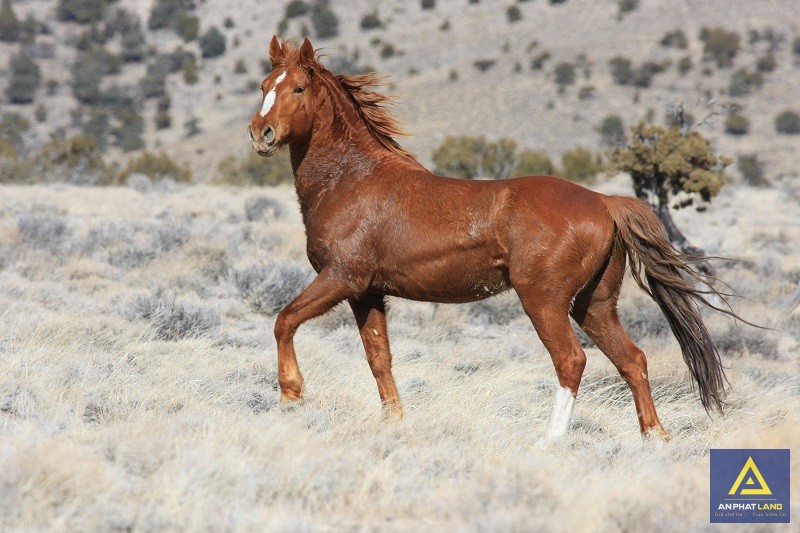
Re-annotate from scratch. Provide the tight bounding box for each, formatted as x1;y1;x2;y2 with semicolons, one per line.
289;72;386;210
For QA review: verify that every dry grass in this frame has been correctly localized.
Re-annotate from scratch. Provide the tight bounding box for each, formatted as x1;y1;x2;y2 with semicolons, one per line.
0;181;798;531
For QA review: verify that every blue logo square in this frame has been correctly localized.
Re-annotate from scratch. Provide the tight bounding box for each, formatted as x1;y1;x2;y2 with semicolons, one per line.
710;449;790;523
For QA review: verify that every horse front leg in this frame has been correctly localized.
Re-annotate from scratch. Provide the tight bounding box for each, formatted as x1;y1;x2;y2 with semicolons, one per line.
349;294;404;417
274;268;355;408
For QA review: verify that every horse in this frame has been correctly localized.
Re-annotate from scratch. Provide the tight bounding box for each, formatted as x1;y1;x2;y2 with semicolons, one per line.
247;36;734;440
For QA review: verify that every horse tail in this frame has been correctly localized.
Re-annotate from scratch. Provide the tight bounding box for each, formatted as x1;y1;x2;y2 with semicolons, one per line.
602;195;727;413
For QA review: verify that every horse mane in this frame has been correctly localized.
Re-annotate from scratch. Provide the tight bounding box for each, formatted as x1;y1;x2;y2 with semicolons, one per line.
277;40;415;161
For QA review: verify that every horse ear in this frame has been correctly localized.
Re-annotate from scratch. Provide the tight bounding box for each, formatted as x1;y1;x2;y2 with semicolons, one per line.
298;37;315;66
269;35;285;66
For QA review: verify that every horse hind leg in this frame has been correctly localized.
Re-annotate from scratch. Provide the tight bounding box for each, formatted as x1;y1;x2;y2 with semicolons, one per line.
571;250;671;440
515;286;587;440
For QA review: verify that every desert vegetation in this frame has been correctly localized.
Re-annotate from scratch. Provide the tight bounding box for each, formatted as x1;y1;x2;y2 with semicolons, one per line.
1;0;799;529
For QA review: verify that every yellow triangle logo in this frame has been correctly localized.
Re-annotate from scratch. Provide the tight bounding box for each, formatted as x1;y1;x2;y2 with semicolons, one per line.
728;456;772;496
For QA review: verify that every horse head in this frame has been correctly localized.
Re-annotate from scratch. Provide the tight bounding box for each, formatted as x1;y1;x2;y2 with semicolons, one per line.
249;36;316;157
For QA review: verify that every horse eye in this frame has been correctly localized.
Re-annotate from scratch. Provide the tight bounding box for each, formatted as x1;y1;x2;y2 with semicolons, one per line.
294;87;305;94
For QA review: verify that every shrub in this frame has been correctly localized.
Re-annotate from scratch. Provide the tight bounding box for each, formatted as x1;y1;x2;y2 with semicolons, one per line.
5;51;41;104
70;53;104;104
598;115;626;147
530;51;550;70
724;113;749;135
199;26;226;58
245;196;287;221
507;5;521;23
148;0;193;31
182;54;199;84
775;110;800;135
232;261;314;314
0;0;20;42
40;134;114;184
728;68;762;97
234;58;247;74
113;108;145;152
380;43;396;59
223;16;234;29
660;29;687;49
578;86;595;99
737;154;768;187
120;20;146;62
215;151;293;186
360;10;382;30
311;0;338;39
421;0;435;9
512;149;557;177
176;14;199;42
793;36;800;57
15;214;72;250
756;51;776;73
700;26;740;68
285;0;309;18
141;61;168;99
56;0;106;24
120;291;220;341
432;136;518;179
617;0;639;16
119;151;192;183
609;56;633;85
677;56;692;74
553;62;575;86
560;147;601;183
473;58;496;72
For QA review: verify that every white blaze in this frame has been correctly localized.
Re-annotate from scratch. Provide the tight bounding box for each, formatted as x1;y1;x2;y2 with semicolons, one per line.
546;386;576;439
259;71;286;117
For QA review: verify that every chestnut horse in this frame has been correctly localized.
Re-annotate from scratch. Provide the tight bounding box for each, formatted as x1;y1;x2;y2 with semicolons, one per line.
248;37;731;440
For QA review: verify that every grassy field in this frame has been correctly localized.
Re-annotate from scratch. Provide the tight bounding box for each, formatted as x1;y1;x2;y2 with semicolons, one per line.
0;178;798;531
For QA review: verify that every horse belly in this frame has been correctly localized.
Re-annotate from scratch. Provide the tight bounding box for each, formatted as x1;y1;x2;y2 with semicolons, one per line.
373;248;510;303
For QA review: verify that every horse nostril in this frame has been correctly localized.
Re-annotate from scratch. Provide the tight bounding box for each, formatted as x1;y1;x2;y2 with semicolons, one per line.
262;126;275;145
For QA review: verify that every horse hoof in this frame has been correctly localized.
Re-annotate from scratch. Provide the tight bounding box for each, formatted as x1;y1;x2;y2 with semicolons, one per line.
279;398;304;413
643;426;672;442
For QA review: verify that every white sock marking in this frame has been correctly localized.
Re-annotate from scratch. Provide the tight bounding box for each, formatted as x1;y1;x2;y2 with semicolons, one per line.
547;386;575;439
259;71;286;117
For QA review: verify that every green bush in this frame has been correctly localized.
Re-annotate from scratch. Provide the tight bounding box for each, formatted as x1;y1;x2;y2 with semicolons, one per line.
421;0;435;9
113;108;145;152
432;135;518;179
700;26;740;68
6;51;41;104
530;51;550;70
793;36;800;57
677;56;692;74
119;150;192;183
598;115;626;146
512;149;557;177
560;147;601;183
120;19;146;62
756;51;776;73
507;6;522;23
214;151;293;186
81;107;112;149
311;0;338;39
199;26;226;58
724;113;749;135
617;0;639;16
775;110;800;135
0;0;20;42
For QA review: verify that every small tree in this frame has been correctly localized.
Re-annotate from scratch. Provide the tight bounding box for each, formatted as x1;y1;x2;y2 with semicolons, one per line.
553;62;575;86
6;50;41;104
560;147;601;183
609;121;731;262
598;115;626;146
724;113;749;135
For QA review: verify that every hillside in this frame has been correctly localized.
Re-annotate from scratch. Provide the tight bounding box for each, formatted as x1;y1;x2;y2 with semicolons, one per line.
1;0;800;182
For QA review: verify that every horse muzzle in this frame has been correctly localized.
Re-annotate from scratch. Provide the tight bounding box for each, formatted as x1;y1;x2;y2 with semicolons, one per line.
248;124;277;156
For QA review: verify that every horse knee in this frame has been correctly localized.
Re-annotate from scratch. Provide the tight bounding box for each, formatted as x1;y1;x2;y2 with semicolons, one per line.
553;347;587;388
274;308;297;343
618;346;649;383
